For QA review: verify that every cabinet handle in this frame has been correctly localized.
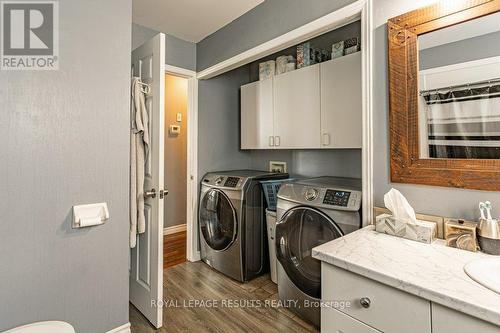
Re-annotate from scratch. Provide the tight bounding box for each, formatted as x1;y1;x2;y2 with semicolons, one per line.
269;136;274;147
359;297;371;308
275;136;281;147
322;133;331;146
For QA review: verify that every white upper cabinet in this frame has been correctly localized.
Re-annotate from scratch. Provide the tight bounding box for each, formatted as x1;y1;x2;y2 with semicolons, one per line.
273;64;321;149
320;52;362;148
240;78;274;149
240;52;361;150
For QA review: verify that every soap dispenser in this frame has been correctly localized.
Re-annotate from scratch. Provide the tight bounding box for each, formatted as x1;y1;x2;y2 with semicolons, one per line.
477;201;500;255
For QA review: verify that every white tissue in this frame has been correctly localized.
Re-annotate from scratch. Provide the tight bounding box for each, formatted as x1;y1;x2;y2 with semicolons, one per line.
384;188;416;223
80;216;102;227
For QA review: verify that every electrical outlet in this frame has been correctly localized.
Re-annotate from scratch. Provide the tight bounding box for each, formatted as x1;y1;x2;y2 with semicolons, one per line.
269;161;287;173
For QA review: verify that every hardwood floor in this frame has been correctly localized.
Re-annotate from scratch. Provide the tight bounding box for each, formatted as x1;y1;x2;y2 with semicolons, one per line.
130;261;319;333
163;230;187;269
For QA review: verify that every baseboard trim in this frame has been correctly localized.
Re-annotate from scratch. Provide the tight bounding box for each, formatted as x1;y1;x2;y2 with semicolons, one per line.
163;223;187;235
106;323;130;333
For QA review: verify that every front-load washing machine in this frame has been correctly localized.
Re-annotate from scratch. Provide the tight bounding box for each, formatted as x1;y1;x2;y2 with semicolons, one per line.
275;177;362;327
199;170;288;282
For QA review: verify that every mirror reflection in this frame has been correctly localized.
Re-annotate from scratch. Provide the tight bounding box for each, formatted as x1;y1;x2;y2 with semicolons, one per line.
418;12;500;159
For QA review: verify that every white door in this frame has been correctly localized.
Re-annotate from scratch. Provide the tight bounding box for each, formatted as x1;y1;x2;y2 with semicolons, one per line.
130;33;165;328
240;78;274;149
274;64;321;149
320;52;362;148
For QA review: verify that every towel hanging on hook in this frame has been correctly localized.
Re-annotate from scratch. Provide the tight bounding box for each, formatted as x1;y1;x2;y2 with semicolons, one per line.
136;80;150;94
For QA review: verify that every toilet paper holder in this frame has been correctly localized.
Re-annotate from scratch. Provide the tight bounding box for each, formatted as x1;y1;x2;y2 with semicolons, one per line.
72;202;109;229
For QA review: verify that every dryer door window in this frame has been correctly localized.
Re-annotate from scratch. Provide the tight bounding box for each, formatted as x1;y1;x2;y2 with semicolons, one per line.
199;189;237;251
276;207;343;298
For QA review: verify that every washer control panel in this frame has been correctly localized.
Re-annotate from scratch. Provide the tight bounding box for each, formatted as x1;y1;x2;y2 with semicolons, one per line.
323;189;350;207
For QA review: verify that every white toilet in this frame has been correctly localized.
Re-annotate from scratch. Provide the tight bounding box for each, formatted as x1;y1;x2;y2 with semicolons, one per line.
3;321;75;333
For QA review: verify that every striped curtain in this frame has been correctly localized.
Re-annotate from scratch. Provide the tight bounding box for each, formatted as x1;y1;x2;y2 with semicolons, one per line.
422;84;500;159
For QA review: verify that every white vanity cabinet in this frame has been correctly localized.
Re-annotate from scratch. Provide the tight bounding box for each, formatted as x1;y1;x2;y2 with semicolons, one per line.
432;303;499;333
322;306;381;333
321;263;500;333
320;52;362;148
240;78;274;149
273;64;321;149
322;263;431;333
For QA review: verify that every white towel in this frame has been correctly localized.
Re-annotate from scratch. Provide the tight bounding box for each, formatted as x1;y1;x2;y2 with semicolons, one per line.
130;77;150;248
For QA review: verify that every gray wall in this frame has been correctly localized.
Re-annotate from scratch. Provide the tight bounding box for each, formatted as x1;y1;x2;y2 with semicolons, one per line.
197;0;357;71
419;31;500;70
373;0;500;220
132;23;196;71
249;150;362;178
197;66;252;180
0;0;131;332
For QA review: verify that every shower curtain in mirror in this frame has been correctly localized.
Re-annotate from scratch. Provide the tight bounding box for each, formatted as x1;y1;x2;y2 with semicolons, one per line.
422;84;500;159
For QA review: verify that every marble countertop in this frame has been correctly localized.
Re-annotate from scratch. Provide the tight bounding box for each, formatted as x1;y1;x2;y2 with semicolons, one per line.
312;226;500;326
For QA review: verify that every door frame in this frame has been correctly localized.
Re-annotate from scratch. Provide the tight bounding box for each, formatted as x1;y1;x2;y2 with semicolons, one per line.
196;0;374;227
163;64;200;262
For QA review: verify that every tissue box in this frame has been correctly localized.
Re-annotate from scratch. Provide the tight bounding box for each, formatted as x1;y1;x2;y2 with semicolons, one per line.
375;214;437;244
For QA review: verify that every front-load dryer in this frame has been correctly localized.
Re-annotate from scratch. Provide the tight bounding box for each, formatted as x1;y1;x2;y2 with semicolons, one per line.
199;170;288;282
275;176;362;327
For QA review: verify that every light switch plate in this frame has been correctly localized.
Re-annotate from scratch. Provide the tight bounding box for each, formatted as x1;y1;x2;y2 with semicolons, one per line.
176;113;182;122
269;161;287;173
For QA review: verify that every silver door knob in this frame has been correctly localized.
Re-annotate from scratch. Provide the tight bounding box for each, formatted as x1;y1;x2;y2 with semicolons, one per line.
144;188;156;198
160;189;168;199
360;297;371;308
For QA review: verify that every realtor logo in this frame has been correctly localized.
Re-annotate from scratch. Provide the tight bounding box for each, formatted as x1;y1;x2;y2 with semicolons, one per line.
1;1;58;70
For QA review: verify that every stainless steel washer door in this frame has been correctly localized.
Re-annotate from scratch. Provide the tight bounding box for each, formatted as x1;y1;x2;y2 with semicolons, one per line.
199;188;238;251
276;206;343;298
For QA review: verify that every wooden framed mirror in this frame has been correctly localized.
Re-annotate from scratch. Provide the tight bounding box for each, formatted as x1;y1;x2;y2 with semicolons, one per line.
388;0;500;191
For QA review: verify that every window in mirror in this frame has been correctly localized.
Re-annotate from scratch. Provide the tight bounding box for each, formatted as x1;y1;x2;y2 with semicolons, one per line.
417;12;500;159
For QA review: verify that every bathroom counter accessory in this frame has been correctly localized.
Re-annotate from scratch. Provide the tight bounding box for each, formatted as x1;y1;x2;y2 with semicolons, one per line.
375;213;436;243
312;226;500;326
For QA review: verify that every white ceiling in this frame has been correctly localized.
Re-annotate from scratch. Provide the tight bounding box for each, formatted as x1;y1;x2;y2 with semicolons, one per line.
419;11;500;50
132;0;265;43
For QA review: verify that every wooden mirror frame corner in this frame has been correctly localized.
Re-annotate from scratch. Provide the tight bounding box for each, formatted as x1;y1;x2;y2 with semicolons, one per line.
388;0;500;191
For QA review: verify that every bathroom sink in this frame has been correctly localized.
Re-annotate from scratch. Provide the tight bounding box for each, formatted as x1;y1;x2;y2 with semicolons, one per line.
464;258;500;294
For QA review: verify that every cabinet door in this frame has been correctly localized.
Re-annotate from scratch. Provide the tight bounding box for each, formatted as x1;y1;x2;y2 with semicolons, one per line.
240;79;274;149
432;303;499;333
274;64;321;149
322;306;381;333
322;263;431;333
320;52;362;148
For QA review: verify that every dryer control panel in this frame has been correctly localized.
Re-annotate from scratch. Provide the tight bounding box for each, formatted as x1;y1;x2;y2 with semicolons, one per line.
202;174;245;190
